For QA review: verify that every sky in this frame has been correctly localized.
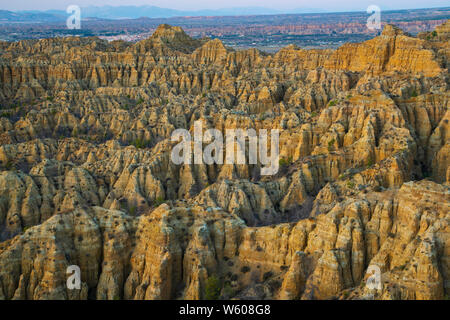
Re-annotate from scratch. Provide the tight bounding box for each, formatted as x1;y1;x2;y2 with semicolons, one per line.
1;0;449;12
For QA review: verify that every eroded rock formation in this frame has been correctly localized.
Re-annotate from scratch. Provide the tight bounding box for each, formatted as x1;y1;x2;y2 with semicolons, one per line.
0;22;448;300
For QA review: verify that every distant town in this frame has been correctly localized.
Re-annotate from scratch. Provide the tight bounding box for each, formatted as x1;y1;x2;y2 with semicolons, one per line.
1;7;449;51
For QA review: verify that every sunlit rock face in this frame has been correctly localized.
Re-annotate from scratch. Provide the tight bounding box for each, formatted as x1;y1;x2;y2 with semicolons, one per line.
0;22;448;300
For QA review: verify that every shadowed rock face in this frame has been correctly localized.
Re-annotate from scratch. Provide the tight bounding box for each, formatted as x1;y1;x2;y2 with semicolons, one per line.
0;22;449;300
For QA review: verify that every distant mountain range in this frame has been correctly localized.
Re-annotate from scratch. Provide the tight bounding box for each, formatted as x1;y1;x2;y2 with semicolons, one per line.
1;5;328;22
0;10;65;22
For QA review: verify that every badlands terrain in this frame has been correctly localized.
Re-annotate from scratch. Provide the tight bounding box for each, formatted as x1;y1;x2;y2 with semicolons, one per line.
0;21;448;300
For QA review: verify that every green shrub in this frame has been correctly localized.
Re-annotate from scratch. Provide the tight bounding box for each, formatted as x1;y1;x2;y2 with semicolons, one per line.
132;138;150;149
279;158;288;167
222;283;234;299
4;160;14;170
328;139;335;151
129;206;136;215
347;181;355;189
204;275;221;300
154;196;165;206
279;156;293;168
328;100;337;106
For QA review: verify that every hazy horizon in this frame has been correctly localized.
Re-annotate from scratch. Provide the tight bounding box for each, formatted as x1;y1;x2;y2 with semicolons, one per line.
2;0;449;12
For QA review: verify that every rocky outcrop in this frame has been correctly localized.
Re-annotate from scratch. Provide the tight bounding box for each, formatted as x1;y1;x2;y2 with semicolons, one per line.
0;22;448;300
